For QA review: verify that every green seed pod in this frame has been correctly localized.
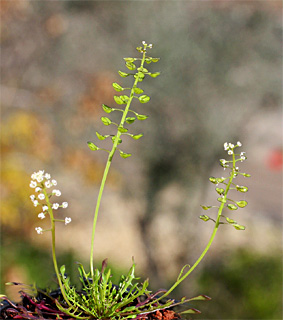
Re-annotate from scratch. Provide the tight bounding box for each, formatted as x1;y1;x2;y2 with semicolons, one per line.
226;217;237;224
149;72;161;78
232;223;246;231
236;200;248;208
101;117;112;126
114;96;125;105
133;87;144;94
118;71;130;77
227;204;238;210
126;62;136;71
136;114;148;120
119;151;132;158
132;134;143;140
87;142;99;151
199;215;210;222
217;197;226;203
111;136;122;144
236;185;248;193
118;126;128;133
138;95;150;103
215;188;225;195
200;205;212;210
96;132;109;141
126;117;136;124
151;58;160;63
112;83;124;92
123;57;135;63
102;104;113;113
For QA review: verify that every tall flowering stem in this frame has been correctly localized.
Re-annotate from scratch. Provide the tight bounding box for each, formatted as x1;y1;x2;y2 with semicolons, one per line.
30;171;71;306
89;42;157;278
156;142;249;302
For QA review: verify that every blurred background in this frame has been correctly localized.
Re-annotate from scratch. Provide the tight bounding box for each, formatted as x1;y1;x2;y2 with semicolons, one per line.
1;1;282;319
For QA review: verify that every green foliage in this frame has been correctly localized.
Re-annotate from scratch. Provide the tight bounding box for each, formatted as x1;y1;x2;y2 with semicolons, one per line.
197;249;282;319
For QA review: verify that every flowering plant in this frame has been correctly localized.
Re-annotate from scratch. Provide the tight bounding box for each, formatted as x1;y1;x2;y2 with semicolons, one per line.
1;41;250;320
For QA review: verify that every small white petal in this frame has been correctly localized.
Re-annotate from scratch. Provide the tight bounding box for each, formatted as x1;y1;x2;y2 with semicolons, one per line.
35;227;43;234
228;150;233;155
30;195;35;200
65;217;71;225
62;202;68;208
52;179;57;186
42;205;48;211
38;213;45;219
30;181;37;188
237;141;242;147
45;173;51;179
52;203;59;210
45;181;52;188
38;193;45;200
33;200;39;207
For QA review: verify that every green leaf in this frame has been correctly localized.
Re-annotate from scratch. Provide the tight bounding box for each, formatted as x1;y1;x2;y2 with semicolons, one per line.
180;308;201;314
136;114;148;120
149;72;161;78
87;142;99;151
126;117;136;124
236;200;248;208
227;204;238;210
123;57;135;63
118;71;130;77
236;185;248;193
133;87;144;94
189;295;211;301
112;83;124;92
96;132;109;140
226;217;237;224
232;223;246;230
114;95;125;105
139;95;150;103
102;104;113;113
215;188;225;195
199;215;210;222
118;126;128;133
101;117;112;126
120;151;132;159
132;134;143;140
201;205;212;210
125;62;136;70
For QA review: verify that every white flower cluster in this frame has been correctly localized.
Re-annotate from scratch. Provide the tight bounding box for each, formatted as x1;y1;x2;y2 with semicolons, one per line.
29;170;71;234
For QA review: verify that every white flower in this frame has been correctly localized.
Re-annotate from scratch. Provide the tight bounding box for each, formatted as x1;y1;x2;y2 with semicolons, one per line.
45;180;52;188
51;179;57;186
52;203;59;210
30;181;37;188
31;170;45;182
38;193;45;200
237;141;242;147
229;143;234;148
224;142;229;150
52;189;61;197
228;150;233;155
45;173;51;180
35;227;43;234
35;187;42;192
30;195;35;200
65;217;71;225
142;40;146;45
38;212;45;219
42;205;48;211
62;202;68;208
33;200;39;207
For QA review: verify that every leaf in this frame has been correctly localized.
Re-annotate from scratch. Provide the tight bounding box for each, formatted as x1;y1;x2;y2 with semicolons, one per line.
227;204;238;210
216;187;225;195
125;62;136;70
136;114;148;120
133;87;144;94
139;95;150;103
180;308;201;314
132;134;143;140
118;126;128;133
87;142;99;151
232;223;246;230
199;215;210;221
114;95;125;105
236;185;248;193
226;217;237;224
189;295;211;301
119;151;132;159
96;132;108;140
112;83;124;92
236;200;248;208
101;117;112;126
102;104;113;113
201;205;212;210
118;71;130;77
177;264;190;281
149;72;161;78
126;117;136;124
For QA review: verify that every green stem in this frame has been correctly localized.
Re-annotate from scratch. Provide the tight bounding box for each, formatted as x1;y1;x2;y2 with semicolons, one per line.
157;151;237;301
90;50;147;278
43;188;72;307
